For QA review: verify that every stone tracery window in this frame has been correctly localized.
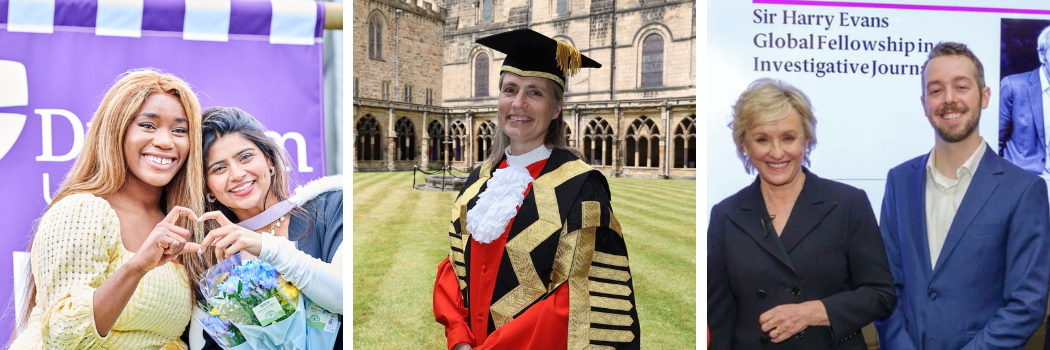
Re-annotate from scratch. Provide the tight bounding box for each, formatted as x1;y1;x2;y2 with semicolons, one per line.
395;117;416;161
625;116;659;168
582;118;615;166
674;115;696;169
356;115;382;161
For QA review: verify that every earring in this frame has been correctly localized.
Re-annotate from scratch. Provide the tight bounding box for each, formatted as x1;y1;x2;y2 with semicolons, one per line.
206;193;216;203
270;166;275;176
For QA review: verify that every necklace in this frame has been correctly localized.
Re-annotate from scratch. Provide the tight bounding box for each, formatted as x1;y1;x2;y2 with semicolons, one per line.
257;215;286;236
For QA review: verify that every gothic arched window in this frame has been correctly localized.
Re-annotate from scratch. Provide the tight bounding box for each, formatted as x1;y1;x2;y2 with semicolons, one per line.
368;17;383;60
674;115;696;169
626;116;659;167
476;120;495;161
641;33;663;87
356;115;382;161
583;118;615;166
475;53;489;97
450;121;467;161
428;120;446;163
395;117;416;161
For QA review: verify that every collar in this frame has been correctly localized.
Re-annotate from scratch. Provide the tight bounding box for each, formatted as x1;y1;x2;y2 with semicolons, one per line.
925;138;985;179
505;145;552;167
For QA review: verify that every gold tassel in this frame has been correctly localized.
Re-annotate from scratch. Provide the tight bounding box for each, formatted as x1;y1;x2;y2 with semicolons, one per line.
555;39;582;77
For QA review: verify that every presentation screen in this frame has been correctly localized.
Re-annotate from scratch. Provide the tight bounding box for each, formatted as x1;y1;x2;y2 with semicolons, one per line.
707;0;1050;214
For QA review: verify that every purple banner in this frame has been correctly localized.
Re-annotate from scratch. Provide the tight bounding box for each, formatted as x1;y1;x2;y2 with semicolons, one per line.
0;0;327;341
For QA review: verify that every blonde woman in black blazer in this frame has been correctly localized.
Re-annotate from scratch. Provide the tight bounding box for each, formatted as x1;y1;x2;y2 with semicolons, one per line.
708;78;896;349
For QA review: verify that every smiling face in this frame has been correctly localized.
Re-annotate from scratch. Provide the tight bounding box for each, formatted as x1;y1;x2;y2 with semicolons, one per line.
205;133;274;217
497;72;563;154
744;109;807;188
121;93;189;189
921;54;990;144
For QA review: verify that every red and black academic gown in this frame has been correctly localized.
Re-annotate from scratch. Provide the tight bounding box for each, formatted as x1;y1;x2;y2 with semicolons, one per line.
434;149;641;350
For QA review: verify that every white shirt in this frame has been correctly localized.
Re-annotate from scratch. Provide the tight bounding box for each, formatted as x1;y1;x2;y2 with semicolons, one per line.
1040;66;1050;174
925;139;985;268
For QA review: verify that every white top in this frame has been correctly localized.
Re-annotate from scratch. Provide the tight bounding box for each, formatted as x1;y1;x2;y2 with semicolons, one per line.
924;139;985;268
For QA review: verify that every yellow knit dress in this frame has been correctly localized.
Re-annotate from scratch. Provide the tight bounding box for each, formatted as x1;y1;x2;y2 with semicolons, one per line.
11;194;192;349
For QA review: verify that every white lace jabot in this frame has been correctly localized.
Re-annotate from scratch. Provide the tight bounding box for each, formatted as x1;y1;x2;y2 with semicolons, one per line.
466;145;552;244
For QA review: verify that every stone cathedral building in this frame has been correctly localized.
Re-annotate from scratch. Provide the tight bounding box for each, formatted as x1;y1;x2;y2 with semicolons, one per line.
352;0;696;179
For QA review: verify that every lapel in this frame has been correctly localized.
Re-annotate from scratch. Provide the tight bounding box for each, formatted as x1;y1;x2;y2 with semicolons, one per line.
905;154;934;281
1028;70;1045;146
726;176;797;275
779;169;837;254
931;147;1002;277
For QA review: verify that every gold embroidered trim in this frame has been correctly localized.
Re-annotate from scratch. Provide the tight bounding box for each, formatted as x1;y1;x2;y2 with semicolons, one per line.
490;160;595;328
593;252;629;267
590;311;634;327
586;346;615;350
501;66;565;87
591;296;633;311
590;328;635;343
582;201;600;229
589;266;631;282
589;281;632;296
549;226;577;292
568;226;596;350
609;211;622;237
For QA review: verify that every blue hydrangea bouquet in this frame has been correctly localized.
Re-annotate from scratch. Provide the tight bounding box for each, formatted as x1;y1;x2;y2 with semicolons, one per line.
195;252;307;350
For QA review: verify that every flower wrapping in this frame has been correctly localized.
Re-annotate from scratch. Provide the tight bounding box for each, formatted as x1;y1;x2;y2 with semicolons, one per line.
196;252;307;350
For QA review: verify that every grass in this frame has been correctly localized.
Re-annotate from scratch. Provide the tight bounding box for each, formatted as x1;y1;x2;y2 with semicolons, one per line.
353;171;696;349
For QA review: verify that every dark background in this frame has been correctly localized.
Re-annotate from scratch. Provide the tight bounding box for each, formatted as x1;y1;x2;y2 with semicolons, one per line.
1001;18;1050;80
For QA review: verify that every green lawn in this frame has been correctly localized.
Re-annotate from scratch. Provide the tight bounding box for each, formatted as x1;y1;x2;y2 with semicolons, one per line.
352;171;696;349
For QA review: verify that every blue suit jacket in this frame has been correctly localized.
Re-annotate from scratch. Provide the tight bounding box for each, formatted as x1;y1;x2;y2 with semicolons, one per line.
1000;69;1046;175
875;146;1050;350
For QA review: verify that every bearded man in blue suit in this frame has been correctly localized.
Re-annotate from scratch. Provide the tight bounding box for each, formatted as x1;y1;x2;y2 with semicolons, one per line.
876;41;1050;349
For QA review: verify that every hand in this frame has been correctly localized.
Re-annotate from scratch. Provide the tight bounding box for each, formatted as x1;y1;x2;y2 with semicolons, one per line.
759;301;828;343
129;206;201;275
452;343;472;350
198;211;263;260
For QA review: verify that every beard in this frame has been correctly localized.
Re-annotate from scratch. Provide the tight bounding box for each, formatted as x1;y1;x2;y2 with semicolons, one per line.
929;98;981;143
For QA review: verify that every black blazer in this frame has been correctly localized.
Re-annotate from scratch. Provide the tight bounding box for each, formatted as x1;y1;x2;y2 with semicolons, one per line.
708;169;896;349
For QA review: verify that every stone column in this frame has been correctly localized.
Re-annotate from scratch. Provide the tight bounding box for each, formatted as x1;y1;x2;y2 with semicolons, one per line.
387;107;397;172
421;111;430;171
571;109;580;148
612;105;621;176
661;103;669;178
466;112;474;168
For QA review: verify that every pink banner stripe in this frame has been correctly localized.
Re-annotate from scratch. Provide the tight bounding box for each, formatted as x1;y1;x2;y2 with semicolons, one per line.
753;0;1050;16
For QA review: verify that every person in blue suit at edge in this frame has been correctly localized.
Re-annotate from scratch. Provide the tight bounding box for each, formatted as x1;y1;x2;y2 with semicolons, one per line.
876;41;1050;349
1000;25;1050;175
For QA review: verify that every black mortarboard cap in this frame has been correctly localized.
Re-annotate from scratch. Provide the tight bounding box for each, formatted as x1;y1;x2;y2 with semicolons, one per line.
475;29;601;88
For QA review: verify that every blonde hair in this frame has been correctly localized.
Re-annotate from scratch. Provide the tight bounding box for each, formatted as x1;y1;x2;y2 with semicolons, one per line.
486;71;583;166
730;78;817;174
15;68;205;334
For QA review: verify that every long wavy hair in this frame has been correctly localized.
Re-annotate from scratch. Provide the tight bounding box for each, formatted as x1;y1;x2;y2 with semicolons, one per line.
199;107;306;284
12;68;205;340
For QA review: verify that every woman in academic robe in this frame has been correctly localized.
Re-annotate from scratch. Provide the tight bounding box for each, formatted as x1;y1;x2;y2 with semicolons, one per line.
433;29;640;350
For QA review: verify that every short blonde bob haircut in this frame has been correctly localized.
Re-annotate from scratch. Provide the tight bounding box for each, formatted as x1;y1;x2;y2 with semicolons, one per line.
730;78;817;174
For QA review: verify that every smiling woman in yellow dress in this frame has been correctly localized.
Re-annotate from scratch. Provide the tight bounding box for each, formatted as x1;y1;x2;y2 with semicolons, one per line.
707;78;896;349
10;69;206;349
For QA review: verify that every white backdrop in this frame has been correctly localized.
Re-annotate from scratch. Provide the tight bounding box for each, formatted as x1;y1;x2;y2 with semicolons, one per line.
707;0;1050;213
